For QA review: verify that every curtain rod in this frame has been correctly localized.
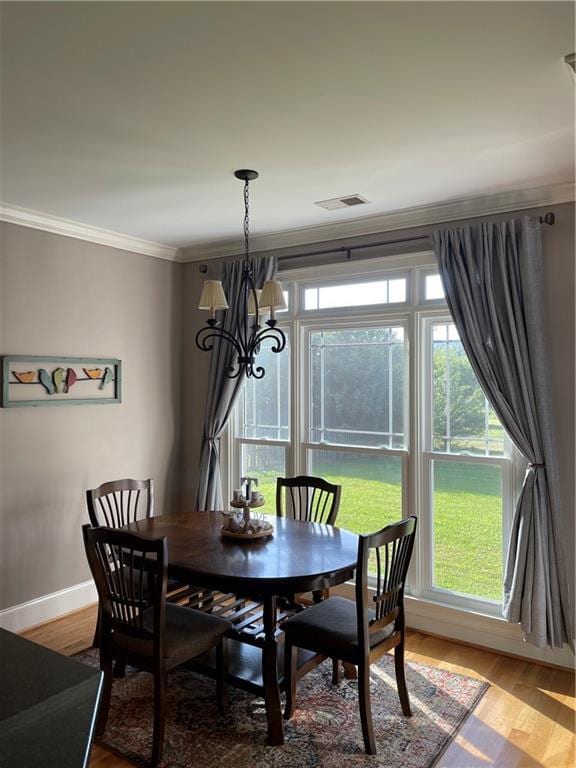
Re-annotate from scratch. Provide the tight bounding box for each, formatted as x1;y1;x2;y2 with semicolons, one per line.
277;211;556;265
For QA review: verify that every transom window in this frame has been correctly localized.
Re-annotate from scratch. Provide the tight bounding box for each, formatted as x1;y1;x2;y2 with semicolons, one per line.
231;256;513;613
302;275;408;311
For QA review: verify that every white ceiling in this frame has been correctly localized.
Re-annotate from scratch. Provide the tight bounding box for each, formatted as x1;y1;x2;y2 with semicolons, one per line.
1;1;574;252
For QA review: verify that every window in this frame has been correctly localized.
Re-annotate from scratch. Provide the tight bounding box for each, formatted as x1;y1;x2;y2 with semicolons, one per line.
422;320;510;605
305;324;407;542
308;326;406;448
424;273;444;301
232;258;513;613
302;275;408;311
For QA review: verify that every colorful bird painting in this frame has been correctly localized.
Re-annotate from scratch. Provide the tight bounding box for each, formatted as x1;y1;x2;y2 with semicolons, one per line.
99;366;113;390
65;368;77;393
13;371;36;383
84;368;103;379
52;367;66;393
38;368;55;395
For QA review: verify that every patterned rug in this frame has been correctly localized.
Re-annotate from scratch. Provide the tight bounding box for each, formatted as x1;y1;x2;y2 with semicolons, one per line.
76;648;488;768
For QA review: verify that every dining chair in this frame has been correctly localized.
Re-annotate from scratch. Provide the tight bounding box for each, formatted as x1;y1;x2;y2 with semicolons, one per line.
82;524;231;767
86;478;154;528
282;515;417;755
276;475;342;607
276;475;341;526
86;478;208;649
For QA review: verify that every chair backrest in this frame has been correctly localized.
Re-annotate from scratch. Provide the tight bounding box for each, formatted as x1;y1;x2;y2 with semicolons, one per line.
86;478;154;528
355;516;417;652
276;475;341;526
82;524;167;649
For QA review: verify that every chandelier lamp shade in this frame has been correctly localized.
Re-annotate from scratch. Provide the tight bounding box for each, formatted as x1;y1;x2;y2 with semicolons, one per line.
195;170;287;379
198;280;229;319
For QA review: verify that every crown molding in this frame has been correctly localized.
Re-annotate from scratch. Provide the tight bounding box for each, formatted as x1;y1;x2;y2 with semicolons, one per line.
179;181;575;263
0;203;180;261
2;181;573;265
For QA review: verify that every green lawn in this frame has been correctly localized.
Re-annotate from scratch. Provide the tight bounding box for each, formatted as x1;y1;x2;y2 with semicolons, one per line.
246;456;503;602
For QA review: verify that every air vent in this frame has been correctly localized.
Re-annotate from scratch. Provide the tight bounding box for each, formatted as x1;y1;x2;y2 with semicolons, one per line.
315;194;371;210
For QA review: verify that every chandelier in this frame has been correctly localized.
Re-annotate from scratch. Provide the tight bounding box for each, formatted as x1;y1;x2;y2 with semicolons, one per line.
195;170;287;379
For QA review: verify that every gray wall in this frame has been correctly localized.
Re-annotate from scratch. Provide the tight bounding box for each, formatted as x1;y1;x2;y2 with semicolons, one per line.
0;223;182;610
181;202;575;619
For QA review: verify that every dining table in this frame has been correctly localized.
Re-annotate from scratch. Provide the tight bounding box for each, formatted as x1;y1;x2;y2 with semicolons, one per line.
122;510;358;745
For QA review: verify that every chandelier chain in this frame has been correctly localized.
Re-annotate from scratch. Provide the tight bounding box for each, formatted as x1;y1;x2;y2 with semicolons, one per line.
243;179;250;260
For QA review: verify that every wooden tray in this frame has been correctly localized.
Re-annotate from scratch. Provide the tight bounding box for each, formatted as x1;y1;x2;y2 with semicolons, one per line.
221;525;273;541
229;499;265;510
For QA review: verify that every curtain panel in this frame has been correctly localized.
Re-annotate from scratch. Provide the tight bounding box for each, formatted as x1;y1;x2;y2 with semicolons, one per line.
196;256;276;512
432;217;573;649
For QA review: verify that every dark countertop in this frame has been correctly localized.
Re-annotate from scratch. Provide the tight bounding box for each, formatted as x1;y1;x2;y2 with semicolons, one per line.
0;627;102;768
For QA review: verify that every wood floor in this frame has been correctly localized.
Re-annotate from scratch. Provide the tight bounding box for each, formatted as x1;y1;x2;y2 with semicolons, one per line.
22;604;575;768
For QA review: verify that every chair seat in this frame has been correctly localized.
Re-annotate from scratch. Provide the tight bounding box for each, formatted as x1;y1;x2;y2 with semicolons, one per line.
113;604;231;664
282;596;394;658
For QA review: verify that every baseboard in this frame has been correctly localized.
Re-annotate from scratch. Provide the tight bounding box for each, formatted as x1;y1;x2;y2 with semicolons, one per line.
0;580;97;633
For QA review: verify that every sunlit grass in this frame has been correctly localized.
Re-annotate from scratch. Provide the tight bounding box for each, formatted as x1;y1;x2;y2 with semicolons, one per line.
243;458;503;602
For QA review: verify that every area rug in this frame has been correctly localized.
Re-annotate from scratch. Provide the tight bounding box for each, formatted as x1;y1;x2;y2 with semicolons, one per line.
75;648;488;768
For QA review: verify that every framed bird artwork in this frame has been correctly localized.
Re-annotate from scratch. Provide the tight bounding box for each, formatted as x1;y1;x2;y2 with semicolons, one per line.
1;356;121;407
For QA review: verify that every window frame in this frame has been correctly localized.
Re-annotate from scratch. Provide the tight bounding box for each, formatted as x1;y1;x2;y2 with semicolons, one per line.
299;269;411;315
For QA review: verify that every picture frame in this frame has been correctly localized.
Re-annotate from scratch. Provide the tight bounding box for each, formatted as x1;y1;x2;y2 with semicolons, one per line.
1;355;122;407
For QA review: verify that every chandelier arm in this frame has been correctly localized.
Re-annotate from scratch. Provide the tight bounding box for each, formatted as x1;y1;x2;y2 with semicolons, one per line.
251;326;287;355
224;361;245;379
249;365;265;379
195;325;243;355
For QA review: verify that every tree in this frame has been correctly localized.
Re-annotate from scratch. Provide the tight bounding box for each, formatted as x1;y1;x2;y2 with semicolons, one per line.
432;341;486;445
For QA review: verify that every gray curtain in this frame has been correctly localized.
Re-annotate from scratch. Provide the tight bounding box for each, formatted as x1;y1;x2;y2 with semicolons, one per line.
196;255;276;512
432;217;573;649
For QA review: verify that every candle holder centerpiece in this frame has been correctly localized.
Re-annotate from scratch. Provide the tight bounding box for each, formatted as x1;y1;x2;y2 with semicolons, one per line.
221;477;274;540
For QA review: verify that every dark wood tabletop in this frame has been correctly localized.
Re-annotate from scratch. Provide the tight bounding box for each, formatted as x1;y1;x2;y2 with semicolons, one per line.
124;510;359;596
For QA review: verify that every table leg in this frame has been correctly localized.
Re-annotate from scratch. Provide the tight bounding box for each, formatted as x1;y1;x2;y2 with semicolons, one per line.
262;595;284;746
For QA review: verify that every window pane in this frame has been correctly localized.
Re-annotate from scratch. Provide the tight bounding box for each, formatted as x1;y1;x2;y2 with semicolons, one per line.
388;278;407;303
425;274;444;300
308;450;402;534
309;449;403;574
309;326;406;448
304;278;407;311
240;444;285;513
276;289;290;313
242;336;289;440
432;323;505;456
433;460;503;601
